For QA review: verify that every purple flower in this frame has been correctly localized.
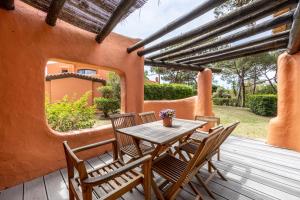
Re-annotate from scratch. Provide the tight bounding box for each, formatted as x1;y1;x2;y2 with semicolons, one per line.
159;109;176;119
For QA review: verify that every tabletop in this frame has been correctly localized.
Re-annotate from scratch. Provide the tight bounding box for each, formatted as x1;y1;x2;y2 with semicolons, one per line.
117;118;207;145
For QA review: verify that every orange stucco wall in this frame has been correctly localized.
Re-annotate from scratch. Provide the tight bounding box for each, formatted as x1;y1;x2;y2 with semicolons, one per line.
0;1;144;189
45;77;103;105
268;52;300;152
46;62;109;80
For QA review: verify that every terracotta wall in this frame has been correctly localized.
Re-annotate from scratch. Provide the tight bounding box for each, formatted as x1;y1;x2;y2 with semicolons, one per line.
45;77;103;105
144;97;197;120
268;52;300;152
0;1;144;189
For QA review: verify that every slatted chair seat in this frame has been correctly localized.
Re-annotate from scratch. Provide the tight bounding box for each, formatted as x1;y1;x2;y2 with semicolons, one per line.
152;154;188;183
72;160;143;200
120;143;154;159
190;131;208;142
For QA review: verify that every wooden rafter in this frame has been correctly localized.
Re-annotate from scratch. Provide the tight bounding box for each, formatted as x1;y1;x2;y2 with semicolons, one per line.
144;59;222;73
95;0;136;43
0;0;14;10
45;0;67;26
127;0;226;53
138;0;296;57
288;2;300;54
191;39;288;66
175;31;290;64
150;11;294;61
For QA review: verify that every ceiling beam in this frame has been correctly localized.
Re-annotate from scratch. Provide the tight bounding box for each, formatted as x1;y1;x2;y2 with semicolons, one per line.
0;0;14;10
127;0;226;53
138;0;296;57
288;2;300;54
144;59;222;73
45;0;67;26
95;0;136;43
191;39;288;66
175;31;289;64
151;11;294;61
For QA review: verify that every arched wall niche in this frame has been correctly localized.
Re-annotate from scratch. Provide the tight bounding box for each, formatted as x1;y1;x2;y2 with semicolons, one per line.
0;1;144;189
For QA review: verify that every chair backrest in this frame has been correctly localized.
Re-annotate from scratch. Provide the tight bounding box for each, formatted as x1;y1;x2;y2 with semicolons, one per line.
138;111;157;124
195;115;220;127
63;141;88;181
110;113;137;148
179;127;224;183
212;121;240;155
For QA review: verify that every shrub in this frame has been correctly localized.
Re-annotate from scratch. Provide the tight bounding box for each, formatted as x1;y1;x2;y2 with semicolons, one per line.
213;98;238;106
98;86;113;98
94;97;120;118
213;87;231;98
45;93;96;132
248;95;277;116
144;83;194;100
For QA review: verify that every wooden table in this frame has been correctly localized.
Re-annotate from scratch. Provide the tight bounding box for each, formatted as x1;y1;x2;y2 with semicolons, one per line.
117;118;207;200
117;118;207;159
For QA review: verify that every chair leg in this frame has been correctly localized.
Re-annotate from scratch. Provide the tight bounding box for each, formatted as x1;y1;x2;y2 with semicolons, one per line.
151;173;165;200
208;161;212;173
217;148;221;161
195;174;216;199
69;190;75;200
188;182;204;200
208;161;227;181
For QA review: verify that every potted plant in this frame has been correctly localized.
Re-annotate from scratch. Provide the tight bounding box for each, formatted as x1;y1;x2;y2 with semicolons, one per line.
159;109;176;127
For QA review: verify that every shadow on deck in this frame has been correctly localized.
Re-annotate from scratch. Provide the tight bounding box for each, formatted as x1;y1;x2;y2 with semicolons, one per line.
1;136;300;200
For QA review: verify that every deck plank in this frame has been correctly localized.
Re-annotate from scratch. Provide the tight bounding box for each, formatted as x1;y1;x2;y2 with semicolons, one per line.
44;170;69;200
1;136;300;200
24;177;48;200
0;184;23;200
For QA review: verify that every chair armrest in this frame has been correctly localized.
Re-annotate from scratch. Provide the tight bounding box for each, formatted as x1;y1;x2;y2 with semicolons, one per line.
82;155;152;186
72;138;116;153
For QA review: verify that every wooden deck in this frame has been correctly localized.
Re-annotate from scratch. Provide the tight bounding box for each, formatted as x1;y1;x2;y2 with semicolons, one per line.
1;136;300;200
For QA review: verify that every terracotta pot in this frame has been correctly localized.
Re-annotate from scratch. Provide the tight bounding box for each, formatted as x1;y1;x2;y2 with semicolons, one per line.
163;117;172;127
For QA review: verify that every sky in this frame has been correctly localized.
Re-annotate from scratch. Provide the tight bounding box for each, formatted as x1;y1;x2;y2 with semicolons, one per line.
113;0;273;87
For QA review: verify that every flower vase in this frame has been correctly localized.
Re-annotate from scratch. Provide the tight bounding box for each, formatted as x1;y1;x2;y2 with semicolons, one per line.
163;117;172;127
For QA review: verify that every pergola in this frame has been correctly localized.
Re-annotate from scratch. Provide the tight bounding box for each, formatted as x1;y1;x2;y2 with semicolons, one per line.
1;0;300;192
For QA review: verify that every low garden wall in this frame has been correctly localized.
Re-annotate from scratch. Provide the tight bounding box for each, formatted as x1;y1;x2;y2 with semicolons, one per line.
144;96;197;120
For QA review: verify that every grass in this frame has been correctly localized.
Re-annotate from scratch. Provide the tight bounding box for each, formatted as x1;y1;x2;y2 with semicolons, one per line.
213;105;272;140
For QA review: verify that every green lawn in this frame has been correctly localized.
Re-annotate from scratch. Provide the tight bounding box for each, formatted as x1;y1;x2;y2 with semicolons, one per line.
213;105;272;140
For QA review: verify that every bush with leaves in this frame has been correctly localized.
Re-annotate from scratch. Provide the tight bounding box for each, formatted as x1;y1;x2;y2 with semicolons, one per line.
248;95;277;116
144;83;195;100
94;97;119;118
213;98;238;106
98;86;114;98
45;93;96;132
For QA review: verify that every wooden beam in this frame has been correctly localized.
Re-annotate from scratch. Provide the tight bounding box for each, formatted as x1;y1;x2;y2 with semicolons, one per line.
191;39;288;66
138;0;296;57
144;59;222;73
45;0;67;26
152;11;294;61
175;31;289;64
0;0;14;10
95;0;136;43
127;0;226;53
288;2;300;54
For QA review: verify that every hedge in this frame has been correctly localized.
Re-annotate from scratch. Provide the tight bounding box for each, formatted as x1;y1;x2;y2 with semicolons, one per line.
94;97;119;118
248;94;277;116
213;98;238;106
144;83;195;100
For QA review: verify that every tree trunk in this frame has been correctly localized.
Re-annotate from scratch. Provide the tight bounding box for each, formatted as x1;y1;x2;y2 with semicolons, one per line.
252;66;257;94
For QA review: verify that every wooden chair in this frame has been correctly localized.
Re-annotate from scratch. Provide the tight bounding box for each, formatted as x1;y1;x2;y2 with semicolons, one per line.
176;122;240;197
63;139;152;200
151;127;224;200
138;111;158;124
191;115;221;160
110;113;154;162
